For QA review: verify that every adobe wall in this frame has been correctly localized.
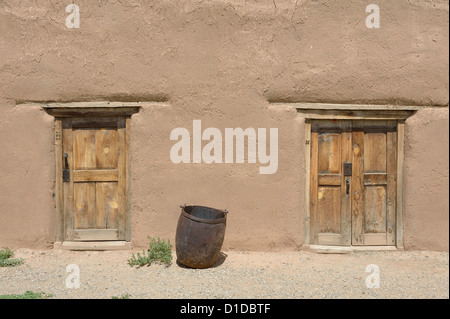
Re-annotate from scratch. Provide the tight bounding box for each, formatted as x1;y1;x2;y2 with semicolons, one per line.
0;0;448;251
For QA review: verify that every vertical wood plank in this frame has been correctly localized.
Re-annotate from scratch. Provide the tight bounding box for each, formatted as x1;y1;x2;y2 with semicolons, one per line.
73;183;96;229
396;122;405;248
351;123;364;245
364;133;387;173
117;118;127;240
318;186;341;233
304;121;311;246
95;128;118;169
95;182;107;229
125;117;132;242
55;119;64;242
96;182;119;229
74;129;96;169
340;123;352;245
309;130;319;244
386;130;397;245
62;119;74;240
318;133;341;174
363;185;387;233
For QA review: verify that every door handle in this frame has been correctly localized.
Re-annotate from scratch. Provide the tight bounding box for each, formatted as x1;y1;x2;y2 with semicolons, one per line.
346;178;350;195
63;153;70;182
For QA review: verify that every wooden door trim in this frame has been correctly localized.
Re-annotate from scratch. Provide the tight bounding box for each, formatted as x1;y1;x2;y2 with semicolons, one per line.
43;101;141;118
276;102;419;120
396;122;405;248
62;119;75;241
302;113;413;249
49;104;140;249
55;119;64;243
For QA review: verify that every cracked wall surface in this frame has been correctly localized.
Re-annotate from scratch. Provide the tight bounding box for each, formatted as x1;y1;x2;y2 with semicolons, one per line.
0;0;448;250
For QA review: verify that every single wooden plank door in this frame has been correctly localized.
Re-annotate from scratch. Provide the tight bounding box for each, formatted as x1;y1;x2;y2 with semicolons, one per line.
310;121;397;246
62;117;127;242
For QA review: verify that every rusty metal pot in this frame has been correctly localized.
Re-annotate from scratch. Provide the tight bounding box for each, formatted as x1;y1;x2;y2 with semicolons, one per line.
175;205;228;269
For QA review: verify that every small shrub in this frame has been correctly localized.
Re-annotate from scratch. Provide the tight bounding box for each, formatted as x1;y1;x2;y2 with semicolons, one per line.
0;291;52;299
112;293;131;299
128;237;172;267
0;247;13;260
0;248;23;267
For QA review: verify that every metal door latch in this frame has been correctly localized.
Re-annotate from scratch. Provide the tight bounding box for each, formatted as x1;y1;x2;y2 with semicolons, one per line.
344;162;352;176
63;153;70;182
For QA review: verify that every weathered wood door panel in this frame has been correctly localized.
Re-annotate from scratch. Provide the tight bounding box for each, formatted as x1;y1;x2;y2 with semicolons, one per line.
310;121;397;246
62;118;127;242
360;124;397;246
310;121;352;246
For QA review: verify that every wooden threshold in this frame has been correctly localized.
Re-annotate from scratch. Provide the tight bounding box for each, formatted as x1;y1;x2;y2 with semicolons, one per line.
305;245;400;254
53;241;132;251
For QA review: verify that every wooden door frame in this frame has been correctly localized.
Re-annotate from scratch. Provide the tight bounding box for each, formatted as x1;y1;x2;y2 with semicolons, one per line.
43;102;141;250
273;102;418;250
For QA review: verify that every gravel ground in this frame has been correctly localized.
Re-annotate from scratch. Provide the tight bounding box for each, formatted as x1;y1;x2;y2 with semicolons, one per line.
0;248;448;299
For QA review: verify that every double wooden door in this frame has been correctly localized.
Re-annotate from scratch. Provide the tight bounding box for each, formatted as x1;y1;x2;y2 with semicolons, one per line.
61;117;128;242
309;121;397;246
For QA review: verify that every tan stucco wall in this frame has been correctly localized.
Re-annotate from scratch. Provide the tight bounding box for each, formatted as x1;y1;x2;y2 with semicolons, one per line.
0;0;448;251
403;107;449;251
0;98;55;248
